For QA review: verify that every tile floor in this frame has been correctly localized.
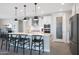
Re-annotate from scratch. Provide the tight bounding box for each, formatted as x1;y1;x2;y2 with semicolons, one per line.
50;41;72;55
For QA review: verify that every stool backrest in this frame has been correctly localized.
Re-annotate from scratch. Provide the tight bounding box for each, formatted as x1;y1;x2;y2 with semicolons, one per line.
11;34;19;39
32;35;42;40
20;34;26;39
19;34;28;41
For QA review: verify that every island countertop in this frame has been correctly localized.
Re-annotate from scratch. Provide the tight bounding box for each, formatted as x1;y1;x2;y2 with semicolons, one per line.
8;32;50;36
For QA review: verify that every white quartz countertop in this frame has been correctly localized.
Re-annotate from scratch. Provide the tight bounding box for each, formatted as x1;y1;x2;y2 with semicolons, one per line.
8;32;50;36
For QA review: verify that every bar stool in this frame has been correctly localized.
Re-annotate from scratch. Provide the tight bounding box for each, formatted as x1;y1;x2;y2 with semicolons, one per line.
0;33;8;50
8;34;19;52
16;34;30;54
30;35;44;55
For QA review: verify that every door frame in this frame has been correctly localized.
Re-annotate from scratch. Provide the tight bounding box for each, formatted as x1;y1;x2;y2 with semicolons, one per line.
52;13;67;43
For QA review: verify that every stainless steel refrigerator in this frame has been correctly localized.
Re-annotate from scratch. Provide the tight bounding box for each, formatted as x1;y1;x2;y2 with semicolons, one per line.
69;14;79;55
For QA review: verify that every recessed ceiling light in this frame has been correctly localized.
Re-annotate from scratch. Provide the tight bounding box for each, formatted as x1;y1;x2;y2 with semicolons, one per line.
20;10;23;12
61;3;64;5
38;7;40;9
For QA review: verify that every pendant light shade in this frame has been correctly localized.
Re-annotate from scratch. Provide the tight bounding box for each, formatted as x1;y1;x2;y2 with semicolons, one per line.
34;3;37;5
24;17;27;20
14;18;18;21
14;7;18;21
34;16;38;19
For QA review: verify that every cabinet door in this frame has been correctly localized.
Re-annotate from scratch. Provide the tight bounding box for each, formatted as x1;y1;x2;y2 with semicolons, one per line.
70;41;77;55
77;14;79;54
72;15;77;43
70;18;73;40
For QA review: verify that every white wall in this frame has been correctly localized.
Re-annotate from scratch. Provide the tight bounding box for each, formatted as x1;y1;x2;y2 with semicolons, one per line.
65;11;72;43
72;4;76;16
76;4;79;14
72;3;79;16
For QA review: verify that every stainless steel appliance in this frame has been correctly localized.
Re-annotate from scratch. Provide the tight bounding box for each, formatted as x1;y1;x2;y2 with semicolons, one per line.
69;14;79;55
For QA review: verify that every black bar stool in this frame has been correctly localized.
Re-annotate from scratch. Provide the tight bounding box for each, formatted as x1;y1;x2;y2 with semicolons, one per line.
0;33;5;50
16;34;30;54
8;34;19;52
0;33;9;50
30;35;44;55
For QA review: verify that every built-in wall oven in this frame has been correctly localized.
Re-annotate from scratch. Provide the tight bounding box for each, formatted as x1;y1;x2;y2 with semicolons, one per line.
43;24;51;33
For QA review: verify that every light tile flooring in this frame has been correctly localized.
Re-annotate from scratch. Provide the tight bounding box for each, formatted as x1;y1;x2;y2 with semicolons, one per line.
0;39;72;55
50;41;72;55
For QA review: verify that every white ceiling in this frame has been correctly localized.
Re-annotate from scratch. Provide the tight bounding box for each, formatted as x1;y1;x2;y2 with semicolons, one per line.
0;3;73;19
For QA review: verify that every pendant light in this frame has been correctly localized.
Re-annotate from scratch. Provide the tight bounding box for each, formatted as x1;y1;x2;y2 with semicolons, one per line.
23;5;27;20
34;3;39;20
14;7;18;21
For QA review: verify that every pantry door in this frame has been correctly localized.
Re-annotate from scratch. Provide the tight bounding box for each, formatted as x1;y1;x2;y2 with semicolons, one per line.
55;16;64;42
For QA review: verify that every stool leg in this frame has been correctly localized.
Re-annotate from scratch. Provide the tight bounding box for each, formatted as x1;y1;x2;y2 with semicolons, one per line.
8;39;11;51
1;40;4;50
23;40;25;55
42;40;44;53
39;42;40;55
29;40;30;50
34;42;36;51
30;41;33;55
5;40;8;50
35;43;36;51
14;40;16;52
16;40;19;53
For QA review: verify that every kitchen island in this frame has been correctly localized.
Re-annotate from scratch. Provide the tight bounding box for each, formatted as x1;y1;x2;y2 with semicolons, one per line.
8;32;51;52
